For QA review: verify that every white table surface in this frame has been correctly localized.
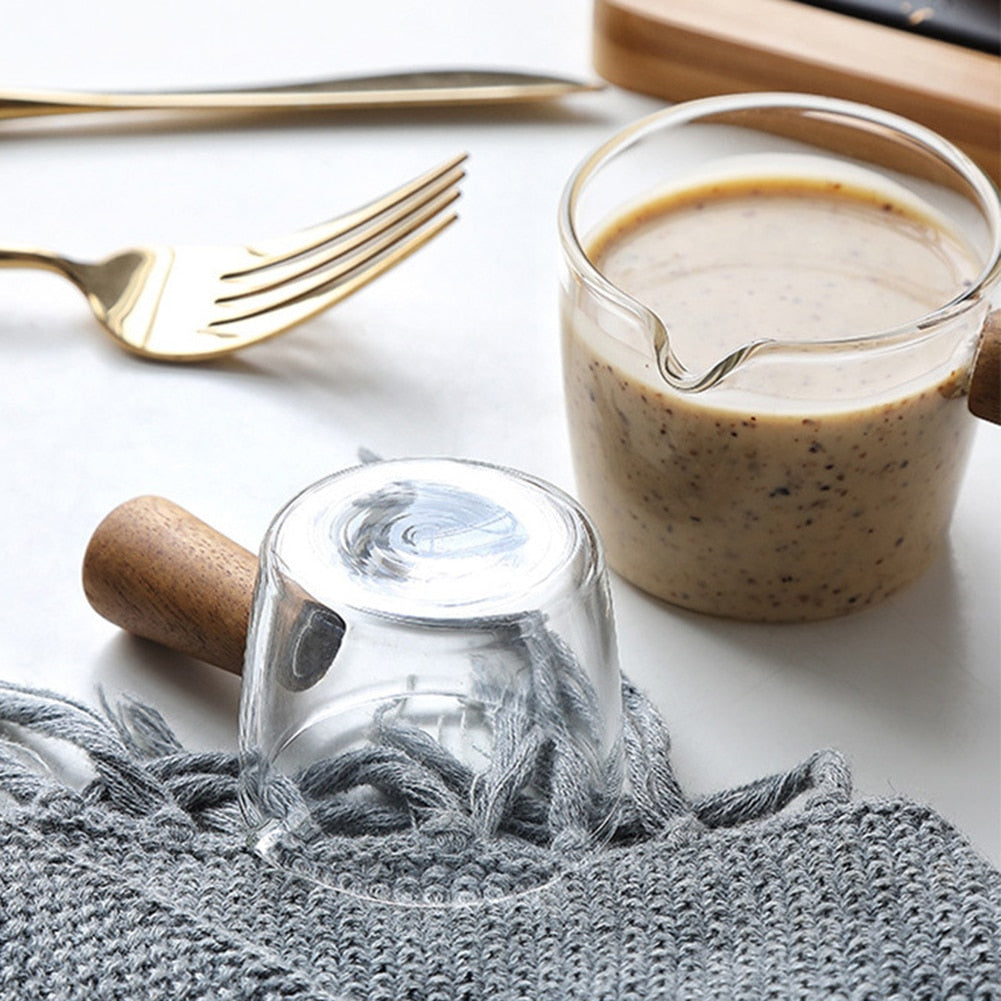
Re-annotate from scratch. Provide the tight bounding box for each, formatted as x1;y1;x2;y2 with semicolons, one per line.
2;0;998;865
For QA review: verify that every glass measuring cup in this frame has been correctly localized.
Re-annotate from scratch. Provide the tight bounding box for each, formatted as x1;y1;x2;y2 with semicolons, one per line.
238;457;624;904
559;93;1000;622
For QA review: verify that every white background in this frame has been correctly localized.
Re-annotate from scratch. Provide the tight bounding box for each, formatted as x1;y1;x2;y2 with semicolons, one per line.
1;0;997;864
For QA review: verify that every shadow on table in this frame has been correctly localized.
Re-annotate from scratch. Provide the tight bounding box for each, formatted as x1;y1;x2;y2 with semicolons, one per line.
618;542;993;753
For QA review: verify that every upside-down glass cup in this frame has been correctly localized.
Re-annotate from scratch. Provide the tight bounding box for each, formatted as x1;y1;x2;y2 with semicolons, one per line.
559;93;1000;622
238;457;623;904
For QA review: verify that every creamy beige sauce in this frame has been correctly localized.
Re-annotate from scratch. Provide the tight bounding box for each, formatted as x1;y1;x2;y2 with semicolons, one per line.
563;177;981;620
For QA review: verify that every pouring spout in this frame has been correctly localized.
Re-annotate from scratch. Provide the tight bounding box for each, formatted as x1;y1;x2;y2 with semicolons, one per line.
654;327;775;393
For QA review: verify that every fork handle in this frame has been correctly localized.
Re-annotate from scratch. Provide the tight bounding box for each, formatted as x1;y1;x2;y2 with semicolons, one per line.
82;496;257;675
0;70;597;120
0;245;74;274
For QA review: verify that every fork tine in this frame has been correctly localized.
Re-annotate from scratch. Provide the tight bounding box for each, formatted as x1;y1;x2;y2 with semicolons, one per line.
217;173;462;301
229;152;468;271
211;184;460;319
204;209;458;341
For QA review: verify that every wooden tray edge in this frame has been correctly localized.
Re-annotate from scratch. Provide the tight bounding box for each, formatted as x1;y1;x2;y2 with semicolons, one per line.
593;0;1001;183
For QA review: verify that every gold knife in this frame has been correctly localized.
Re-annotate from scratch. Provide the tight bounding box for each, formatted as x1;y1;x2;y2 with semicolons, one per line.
0;69;602;121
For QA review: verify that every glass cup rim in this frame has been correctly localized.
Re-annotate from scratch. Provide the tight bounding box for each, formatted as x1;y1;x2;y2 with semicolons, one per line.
557;91;1001;391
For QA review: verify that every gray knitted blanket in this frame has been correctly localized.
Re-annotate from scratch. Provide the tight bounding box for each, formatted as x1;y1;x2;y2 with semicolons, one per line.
0;679;997;999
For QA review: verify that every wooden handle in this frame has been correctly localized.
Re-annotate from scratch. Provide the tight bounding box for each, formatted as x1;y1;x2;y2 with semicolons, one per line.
82;495;258;674
969;311;1001;425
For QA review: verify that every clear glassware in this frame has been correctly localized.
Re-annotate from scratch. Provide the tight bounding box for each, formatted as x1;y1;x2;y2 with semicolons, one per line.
239;457;623;903
559;93;1000;622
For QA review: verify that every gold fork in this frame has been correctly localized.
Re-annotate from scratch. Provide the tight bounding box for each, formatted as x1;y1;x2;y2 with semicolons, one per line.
0;153;465;361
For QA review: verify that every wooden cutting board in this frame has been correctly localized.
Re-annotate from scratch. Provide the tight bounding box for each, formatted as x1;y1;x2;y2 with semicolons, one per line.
593;0;1001;184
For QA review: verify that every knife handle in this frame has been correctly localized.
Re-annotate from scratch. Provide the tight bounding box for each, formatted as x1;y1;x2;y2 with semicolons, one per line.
0;71;597;121
82;495;257;675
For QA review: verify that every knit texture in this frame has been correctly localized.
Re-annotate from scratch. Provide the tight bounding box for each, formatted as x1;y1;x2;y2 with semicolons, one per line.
0;680;997;1000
